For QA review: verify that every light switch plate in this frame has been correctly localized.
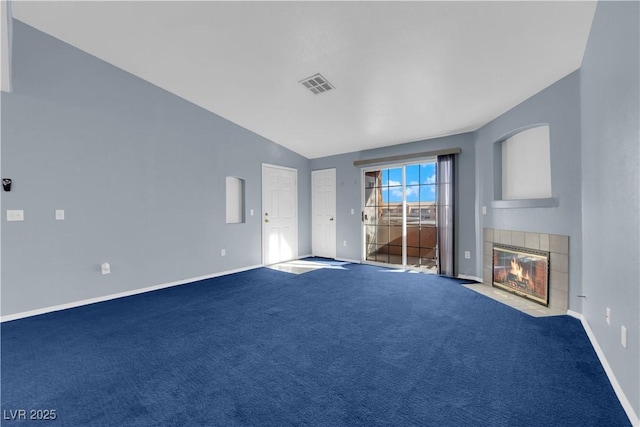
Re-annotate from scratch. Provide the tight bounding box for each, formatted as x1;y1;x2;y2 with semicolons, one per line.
621;325;628;349
6;210;24;221
55;209;65;220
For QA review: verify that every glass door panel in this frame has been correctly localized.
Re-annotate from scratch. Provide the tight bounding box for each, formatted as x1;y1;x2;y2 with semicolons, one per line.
363;167;403;267
364;170;380;263
363;161;439;272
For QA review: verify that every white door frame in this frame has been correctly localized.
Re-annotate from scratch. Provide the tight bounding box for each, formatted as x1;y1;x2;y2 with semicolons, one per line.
312;168;337;259
262;163;298;265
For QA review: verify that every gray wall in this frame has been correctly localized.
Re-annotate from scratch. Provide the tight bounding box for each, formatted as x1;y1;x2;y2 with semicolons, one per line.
1;21;311;316
580;1;639;417
474;71;584;311
310;132;476;276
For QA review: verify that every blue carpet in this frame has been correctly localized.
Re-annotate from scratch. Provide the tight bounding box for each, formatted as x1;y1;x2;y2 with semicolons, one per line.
1;261;630;426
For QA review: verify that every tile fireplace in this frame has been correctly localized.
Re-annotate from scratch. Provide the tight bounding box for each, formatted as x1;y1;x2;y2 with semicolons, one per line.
483;228;569;311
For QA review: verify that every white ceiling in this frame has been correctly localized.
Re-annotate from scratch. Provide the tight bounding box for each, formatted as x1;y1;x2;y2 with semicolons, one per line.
11;1;597;159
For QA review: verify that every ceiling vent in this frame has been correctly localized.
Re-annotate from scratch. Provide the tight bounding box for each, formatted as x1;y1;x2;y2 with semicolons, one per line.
299;73;334;94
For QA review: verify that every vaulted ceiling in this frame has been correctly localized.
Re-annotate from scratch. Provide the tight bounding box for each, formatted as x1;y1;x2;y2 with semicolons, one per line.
11;1;597;159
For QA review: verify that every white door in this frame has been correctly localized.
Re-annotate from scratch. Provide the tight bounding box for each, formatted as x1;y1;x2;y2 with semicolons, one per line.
262;164;298;265
312;168;337;259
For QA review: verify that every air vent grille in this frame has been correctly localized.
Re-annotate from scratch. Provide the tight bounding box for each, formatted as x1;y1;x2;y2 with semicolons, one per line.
299;73;334;94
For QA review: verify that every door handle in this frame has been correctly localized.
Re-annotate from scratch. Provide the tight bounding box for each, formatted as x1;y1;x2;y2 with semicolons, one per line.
265;219;270;223
329;217;334;221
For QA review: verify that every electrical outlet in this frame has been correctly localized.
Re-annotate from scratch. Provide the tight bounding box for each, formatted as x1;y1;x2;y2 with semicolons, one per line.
350;208;354;215
343;240;347;247
621;325;628;349
606;307;611;325
250;209;254;216
101;262;111;275
6;210;24;221
221;249;226;257
482;206;487;215
464;251;471;259
55;209;65;220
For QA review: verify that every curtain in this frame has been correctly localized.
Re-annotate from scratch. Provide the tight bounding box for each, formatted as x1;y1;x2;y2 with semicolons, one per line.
437;154;455;276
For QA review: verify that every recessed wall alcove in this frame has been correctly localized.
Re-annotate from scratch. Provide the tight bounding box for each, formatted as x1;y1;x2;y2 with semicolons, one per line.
491;125;559;209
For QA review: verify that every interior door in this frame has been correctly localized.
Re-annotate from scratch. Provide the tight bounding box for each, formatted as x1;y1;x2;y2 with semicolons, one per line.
262;164;298;265
312;168;336;259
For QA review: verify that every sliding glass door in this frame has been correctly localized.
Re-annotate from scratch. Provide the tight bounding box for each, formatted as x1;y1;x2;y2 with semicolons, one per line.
363;161;439;272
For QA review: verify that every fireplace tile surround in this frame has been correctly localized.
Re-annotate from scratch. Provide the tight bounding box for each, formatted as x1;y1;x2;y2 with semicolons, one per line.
481;228;570;313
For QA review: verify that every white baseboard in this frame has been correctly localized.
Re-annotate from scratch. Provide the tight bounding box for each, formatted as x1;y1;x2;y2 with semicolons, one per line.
457;274;482;282
297;254;313;259
0;264;263;323
568;310;639;427
566;309;583;320
335;257;361;264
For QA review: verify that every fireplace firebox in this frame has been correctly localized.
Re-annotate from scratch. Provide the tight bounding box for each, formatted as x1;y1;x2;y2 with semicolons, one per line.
492;245;550;306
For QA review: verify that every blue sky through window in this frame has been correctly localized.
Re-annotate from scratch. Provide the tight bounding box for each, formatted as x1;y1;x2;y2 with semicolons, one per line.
380;163;437;203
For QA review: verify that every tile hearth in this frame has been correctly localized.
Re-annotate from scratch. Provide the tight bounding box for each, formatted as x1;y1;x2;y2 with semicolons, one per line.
463;283;567;317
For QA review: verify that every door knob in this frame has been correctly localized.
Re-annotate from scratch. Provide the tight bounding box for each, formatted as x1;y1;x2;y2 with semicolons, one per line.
265;219;270;223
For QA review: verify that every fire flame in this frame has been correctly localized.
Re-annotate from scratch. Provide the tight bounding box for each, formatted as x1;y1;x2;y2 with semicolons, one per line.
510;257;530;282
